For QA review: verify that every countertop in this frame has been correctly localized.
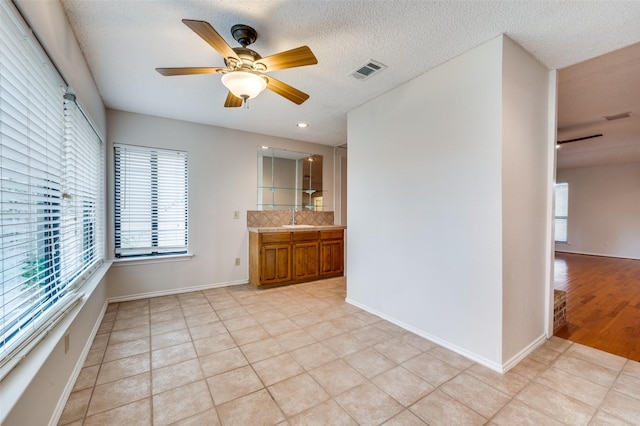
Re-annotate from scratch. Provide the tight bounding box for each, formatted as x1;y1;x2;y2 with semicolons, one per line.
248;225;346;233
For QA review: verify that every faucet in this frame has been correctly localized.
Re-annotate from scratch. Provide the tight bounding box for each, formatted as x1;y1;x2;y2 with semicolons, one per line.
290;208;297;225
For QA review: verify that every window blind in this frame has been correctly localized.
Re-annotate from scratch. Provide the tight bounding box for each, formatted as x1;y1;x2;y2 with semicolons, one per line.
0;1;104;370
554;182;568;243
114;144;188;257
61;96;104;280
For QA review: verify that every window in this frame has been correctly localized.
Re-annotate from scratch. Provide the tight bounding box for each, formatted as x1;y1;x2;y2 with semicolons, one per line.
62;96;104;277
0;1;104;369
554;182;569;243
114;145;188;258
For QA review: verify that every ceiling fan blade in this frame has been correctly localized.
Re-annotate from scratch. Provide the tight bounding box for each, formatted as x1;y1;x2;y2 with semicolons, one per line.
156;67;225;76
557;134;603;144
266;77;310;105
256;46;317;71
182;19;240;61
224;91;243;108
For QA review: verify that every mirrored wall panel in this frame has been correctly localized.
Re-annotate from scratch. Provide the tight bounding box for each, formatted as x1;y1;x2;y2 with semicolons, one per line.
257;147;323;210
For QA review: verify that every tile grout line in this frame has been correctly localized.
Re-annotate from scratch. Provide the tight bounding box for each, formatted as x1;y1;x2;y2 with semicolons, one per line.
60;279;640;426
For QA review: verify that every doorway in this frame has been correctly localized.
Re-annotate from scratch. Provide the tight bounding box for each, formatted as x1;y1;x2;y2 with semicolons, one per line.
553;42;640;360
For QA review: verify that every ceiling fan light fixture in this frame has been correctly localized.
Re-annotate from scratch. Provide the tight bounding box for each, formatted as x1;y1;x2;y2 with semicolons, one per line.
221;71;267;100
160;20;317;107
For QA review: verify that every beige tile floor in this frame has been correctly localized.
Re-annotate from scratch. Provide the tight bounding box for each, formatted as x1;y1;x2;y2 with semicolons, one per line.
59;277;640;425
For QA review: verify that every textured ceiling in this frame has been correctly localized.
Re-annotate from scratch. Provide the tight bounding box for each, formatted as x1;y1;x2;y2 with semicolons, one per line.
60;0;640;167
557;42;640;169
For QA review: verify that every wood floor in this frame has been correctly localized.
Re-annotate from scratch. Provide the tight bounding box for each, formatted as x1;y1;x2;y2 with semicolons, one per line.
554;252;640;361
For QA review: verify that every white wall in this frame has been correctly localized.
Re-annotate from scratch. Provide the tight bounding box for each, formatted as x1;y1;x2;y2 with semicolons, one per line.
105;109;339;299
556;162;640;259
500;37;552;365
348;37;505;369
347;35;552;371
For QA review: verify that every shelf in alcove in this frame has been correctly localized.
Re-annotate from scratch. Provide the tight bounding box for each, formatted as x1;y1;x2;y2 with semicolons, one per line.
258;186;324;193
256;203;324;210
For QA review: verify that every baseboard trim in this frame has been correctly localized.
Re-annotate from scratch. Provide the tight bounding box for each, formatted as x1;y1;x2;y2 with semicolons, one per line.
50;300;108;426
502;333;547;372
107;279;249;303
555;249;639;261
345;297;505;373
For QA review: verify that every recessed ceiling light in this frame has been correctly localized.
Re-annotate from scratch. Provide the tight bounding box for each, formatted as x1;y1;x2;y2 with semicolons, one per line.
297;122;308;128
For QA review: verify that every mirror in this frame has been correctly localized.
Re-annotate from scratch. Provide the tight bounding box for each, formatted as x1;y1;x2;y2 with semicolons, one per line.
257;147;323;210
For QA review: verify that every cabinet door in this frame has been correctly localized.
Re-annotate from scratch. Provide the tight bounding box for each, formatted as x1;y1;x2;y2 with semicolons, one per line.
320;239;344;276
261;243;291;285
293;242;319;281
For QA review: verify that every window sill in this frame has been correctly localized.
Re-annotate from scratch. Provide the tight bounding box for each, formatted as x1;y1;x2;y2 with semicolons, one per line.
110;253;194;267
0;261;111;422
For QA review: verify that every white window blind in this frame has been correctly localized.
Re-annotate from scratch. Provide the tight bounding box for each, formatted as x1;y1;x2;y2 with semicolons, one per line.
554;182;569;243
0;1;104;372
61;96;104;279
114;145;188;258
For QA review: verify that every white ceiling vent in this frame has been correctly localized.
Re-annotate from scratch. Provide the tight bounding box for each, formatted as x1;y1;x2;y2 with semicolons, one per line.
351;60;387;80
604;111;633;121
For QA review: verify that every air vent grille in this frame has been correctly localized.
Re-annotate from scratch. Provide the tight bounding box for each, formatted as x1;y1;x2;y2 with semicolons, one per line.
604;111;633;121
351;60;387;80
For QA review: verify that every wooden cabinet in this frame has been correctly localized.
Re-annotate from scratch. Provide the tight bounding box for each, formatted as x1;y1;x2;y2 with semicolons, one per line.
292;231;319;281
320;230;344;276
261;243;291;285
250;232;291;287
249;228;344;288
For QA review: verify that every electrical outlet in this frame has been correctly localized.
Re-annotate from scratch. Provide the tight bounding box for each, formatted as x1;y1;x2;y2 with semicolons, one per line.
233;211;240;219
64;333;70;354
235;258;241;266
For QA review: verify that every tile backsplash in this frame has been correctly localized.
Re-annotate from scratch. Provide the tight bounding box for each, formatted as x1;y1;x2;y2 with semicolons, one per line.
247;210;334;227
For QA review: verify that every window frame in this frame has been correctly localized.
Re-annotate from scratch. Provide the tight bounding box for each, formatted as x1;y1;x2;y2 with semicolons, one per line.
113;144;189;259
554;182;569;243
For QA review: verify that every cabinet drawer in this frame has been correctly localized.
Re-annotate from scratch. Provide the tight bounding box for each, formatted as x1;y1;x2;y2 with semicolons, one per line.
292;231;319;242
261;232;291;244
320;230;343;240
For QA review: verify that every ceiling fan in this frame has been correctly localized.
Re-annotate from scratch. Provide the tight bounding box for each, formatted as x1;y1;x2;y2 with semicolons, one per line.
156;19;318;107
